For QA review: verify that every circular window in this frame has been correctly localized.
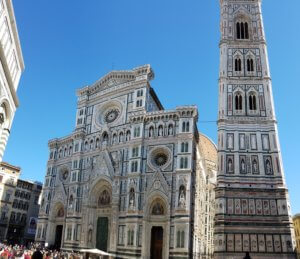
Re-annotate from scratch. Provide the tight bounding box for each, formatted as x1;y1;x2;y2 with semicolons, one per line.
150;147;171;169
154;153;168;167
104;109;120;123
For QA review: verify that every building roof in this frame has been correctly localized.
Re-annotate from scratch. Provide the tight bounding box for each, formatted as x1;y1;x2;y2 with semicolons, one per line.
198;133;217;164
0;161;21;172
293;214;300;220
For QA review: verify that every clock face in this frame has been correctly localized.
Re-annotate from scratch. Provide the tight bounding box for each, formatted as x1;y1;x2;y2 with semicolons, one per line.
104;109;119;123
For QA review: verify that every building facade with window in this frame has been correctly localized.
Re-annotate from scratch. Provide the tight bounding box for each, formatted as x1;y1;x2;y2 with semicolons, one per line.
0;0;24;161
0;161;20;241
6;179;42;245
36;65;217;258
293;214;300;257
215;0;296;258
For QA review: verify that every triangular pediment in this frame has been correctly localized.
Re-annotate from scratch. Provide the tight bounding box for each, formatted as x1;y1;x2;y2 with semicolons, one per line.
91;150;114;180
146;170;171;198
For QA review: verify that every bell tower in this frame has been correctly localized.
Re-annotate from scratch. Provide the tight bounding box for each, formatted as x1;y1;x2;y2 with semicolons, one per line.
215;0;296;257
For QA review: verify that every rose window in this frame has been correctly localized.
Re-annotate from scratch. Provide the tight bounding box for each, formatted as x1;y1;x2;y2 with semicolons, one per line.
104;109;119;123
153;153;168;167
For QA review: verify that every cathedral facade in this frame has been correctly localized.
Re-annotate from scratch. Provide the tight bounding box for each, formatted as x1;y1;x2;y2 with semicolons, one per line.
35;65;217;258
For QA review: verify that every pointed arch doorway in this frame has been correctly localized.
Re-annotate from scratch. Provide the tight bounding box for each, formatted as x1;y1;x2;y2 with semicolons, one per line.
89;181;112;252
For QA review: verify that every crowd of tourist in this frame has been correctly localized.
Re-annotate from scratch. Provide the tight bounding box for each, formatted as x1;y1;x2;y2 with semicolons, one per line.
0;243;84;259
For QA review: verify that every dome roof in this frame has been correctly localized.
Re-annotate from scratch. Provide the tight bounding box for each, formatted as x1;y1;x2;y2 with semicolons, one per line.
198;133;217;164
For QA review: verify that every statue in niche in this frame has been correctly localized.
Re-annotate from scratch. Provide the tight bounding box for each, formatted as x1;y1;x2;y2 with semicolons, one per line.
69;195;74;209
266;159;272;174
228;134;233;149
113;134;117;144
240;135;245;149
88;229;92;243
152;202;164;215
149;127;154;137
119;133;124;142
158;126;163;136
129;189;135;210
168;125;173;135
228;158;233;172
98;190;110;207
240;159;246;173
252;159;258;173
178;186;186;208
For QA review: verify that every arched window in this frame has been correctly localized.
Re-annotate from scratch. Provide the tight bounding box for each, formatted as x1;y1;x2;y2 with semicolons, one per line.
90;140;94;150
176;230;185;248
102;132;108;143
186;122;190;132
95;138;100;148
249;93;257;110
180;157;188;169
181;142;189;153
235;58;242;71
237;22;249;39
236;22;241;39
245;22;249;39
85;141;88;151
235;93;243;110
241;22;245;39
247;58;254;72
182;122;186;132
69;146;72;155
64;148;67;157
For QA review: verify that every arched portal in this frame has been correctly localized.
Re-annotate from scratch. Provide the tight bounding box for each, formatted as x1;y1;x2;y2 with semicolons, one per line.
49;202;65;249
88;179;113;252
142;194;170;259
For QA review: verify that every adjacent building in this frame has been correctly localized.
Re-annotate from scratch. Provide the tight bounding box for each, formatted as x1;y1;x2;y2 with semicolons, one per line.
36;65;217;258
0;162;42;245
6;179;42;245
0;0;24;161
293;214;300;257
215;0;296;258
0;161;20;241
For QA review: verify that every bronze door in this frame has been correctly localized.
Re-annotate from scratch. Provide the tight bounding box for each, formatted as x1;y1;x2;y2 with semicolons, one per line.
150;226;163;259
96;217;108;251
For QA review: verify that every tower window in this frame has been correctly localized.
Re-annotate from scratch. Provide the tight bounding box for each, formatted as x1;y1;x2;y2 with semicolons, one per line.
235;93;243;110
247;58;254;72
236;22;249;39
235;58;242;72
249;94;257;110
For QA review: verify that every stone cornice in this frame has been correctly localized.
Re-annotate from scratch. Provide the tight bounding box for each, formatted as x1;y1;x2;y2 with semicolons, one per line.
76;64;154;98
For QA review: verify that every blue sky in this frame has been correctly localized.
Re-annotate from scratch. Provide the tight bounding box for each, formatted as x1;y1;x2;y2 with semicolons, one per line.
4;1;300;214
